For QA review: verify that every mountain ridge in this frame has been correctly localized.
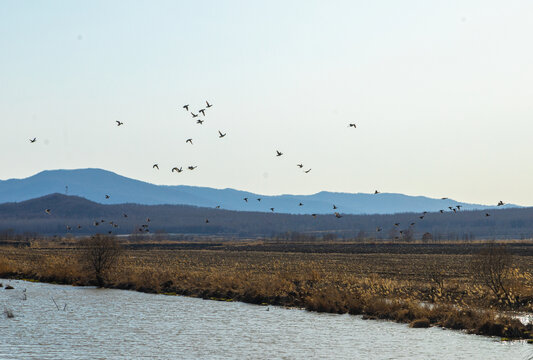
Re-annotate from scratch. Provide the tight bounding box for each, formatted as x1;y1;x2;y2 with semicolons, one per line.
0;168;516;215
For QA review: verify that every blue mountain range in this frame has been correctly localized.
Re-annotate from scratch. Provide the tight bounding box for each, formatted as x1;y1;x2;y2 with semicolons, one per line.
0;168;513;215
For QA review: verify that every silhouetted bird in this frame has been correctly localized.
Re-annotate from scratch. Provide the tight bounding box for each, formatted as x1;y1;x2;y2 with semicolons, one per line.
172;167;183;173
188;166;197;170
448;206;453;210
66;225;71;231
123;213;128;218
299;203;303;206
485;213;491;217
186;138;193;144
394;223;400;226
197;119;204;124
153;164;159;170
216;205;220;209
304;169;311;173
410;222;415;226
206;101;212;108
105;195;110;199
183;104;189;111
257;198;261;202
270;208;275;212
374;190;380;194
205;219;209;223
439;210;444;213
94;222;99;226
441;197;448;200
376;227;382;232
497;201;505;206
456;205;462;210
312;214;317;218
30;138;36;143
333;205;337;210
146;218;151;222
419;216;424;219
423;211;428;215
335;212;342;218
453;208;457;213
349;123;356;128
244;198;248;202
218;131;226;138
77;225;82;229
199;109;206;116
297;164;303;168
45;209;51;215
116;121;123;126
276;150;283;157
191;112;198;118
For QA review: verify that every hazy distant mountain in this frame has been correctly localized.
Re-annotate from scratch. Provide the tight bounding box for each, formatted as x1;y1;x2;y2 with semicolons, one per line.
0;168;514;215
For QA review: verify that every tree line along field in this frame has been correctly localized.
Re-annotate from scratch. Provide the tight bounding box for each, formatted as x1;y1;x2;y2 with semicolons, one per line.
1;237;533;339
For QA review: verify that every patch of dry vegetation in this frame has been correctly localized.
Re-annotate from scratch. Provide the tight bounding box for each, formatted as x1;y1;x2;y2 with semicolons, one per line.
1;238;533;339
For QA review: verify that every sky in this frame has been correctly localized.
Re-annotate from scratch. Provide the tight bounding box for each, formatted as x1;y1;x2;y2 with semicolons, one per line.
1;1;532;206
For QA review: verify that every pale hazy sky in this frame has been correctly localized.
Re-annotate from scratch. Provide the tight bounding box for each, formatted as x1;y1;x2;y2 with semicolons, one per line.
1;1;532;205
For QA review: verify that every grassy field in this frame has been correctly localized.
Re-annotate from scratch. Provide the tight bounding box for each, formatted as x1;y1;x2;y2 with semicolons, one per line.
1;237;533;339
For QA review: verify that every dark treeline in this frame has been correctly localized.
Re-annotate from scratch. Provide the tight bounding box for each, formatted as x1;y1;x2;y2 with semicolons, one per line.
0;193;532;240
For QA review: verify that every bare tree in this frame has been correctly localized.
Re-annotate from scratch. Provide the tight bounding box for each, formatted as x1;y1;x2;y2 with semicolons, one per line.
472;243;514;306
79;234;122;287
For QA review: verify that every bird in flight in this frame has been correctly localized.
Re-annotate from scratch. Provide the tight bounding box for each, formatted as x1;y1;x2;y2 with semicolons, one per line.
485;213;491;217
456;205;462;210
191;112;198;118
187;166;197;170
196;119;204;125
276;150;283;157
172;167;183;173
30;138;37;143
153;164;159;170
497;201;505;206
374;190;380;194
205;219;209;223
410;222;415;226
419;216;424;220
441;197;448;200
44;209;51;215
439;210;444;213
304;169;311;173
186;138;193;144
297;164;303;168
105;195;110;199
312;214;317;218
206;101;213;108
257;198;261;202
334;212;342;218
199;109;206;116
299;202;303;206
216;205;220;209
244;197;248;202
376;227;382;232
333;205;337;210
270;208;275;212
183;104;189;111
349;123;356;128
394;223;400;226
116;121;123;126
218;130;226;138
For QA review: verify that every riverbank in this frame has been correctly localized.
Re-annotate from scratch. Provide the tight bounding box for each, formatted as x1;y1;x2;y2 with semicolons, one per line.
1;239;533;339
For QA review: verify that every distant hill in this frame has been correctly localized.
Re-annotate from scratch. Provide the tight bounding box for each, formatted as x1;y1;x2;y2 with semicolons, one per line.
0;168;515;215
0;193;531;239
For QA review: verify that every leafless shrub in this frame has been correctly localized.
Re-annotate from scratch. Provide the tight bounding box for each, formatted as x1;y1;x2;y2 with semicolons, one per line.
472;243;514;306
79;234;123;287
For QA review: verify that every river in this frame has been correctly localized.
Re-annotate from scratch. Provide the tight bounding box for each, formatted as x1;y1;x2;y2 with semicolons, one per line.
1;279;532;359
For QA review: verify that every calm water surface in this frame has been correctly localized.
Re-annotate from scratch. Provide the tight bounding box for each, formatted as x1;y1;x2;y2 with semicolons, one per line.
1;279;532;359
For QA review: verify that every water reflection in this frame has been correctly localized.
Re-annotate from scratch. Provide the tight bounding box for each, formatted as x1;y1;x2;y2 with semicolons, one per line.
1;279;532;359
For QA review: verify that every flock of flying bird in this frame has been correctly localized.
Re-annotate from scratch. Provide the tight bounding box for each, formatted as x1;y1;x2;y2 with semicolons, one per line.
30;102;506;237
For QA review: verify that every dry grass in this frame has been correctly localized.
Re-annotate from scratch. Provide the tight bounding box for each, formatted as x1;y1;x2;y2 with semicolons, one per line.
1;239;533;338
